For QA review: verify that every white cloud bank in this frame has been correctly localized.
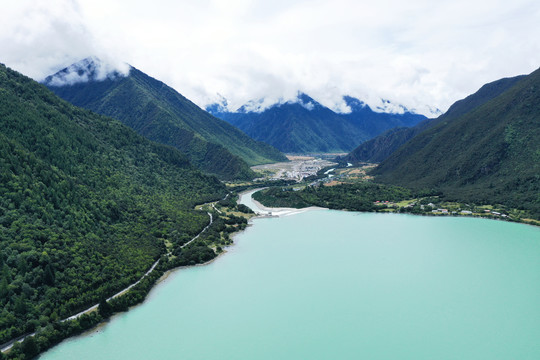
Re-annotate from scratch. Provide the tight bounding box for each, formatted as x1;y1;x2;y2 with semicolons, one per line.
1;0;539;116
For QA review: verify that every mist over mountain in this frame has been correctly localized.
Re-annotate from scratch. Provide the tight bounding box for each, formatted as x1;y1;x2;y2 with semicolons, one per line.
208;93;427;154
342;74;527;164
44;56;131;86
45;58;286;180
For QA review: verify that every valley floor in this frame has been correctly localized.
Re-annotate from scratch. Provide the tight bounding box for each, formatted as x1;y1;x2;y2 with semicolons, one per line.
251;155;337;181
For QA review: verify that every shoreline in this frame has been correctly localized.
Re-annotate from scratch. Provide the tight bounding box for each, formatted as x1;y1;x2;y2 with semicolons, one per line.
240;188;539;228
36;193;540;359
1;210;218;355
13;196;252;357
32;251;231;357
6;190;535;357
238;188;326;217
251;197;326;217
83;189;325;338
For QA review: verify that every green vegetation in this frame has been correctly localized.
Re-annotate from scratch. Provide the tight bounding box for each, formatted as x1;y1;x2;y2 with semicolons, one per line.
342;75;526;164
0;63;227;354
253;183;414;211
225;179;298;194
373;69;540;218
252;184;534;223
98;299;113;318
3;206;252;360
341;126;420;163
45;58;287;180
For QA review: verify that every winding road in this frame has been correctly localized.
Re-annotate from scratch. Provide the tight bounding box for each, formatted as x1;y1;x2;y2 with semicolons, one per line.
1;211;215;353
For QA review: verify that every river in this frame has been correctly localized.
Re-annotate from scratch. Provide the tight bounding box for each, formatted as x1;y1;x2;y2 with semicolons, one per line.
39;191;540;359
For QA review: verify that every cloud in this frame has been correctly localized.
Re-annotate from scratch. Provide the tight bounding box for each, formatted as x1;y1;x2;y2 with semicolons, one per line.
0;0;129;80
1;0;540;116
44;56;131;86
0;1;91;79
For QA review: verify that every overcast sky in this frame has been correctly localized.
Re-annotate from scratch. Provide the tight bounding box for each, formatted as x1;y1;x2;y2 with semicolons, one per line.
1;0;539;115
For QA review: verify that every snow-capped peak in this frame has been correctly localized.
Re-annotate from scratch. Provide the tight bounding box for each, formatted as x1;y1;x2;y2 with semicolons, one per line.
290;92;321;111
414;105;443;118
342;96;369;112
207;92;440;118
205;94;229;113
351;97;442;118
375;99;410;114
44;56;130;87
237;98;271;113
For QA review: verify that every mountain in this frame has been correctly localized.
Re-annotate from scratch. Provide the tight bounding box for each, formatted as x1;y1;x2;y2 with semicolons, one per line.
44;58;287;180
208;93;426;154
0;63;226;344
343;75;526;164
341;96;428;133
372;69;540;215
342;126;419;163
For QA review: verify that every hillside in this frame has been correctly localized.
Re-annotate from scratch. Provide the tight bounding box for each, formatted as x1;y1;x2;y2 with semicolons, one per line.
45;58;287;180
0;63;226;345
373;69;540;216
342;126;419;163
209;94;426;154
343;75;526;164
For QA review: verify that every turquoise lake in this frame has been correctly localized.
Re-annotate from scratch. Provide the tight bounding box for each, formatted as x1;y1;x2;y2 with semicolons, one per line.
40;198;540;359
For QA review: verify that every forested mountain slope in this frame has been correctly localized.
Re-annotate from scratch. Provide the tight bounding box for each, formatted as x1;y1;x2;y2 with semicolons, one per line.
45;58;286;180
0;63;226;344
343;75;526;164
372;69;539;215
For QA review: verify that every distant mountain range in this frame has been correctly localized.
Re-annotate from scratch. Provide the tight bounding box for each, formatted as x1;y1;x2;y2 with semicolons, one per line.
44;57;287;180
207;93;427;154
366;69;539;215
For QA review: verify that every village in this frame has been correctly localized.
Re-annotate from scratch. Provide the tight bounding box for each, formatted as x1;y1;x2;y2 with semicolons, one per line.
251;155;337;181
373;199;512;219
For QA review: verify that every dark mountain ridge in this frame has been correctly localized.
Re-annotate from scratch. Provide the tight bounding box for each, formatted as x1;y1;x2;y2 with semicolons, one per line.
45;58;287;180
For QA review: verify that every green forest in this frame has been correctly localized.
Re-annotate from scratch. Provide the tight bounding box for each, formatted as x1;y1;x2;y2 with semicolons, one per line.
253;183;414;211
373;68;540;217
0;63;227;355
343;75;525;165
46;59;287;180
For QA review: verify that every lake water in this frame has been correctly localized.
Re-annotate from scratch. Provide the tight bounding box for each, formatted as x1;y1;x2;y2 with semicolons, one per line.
40;195;540;359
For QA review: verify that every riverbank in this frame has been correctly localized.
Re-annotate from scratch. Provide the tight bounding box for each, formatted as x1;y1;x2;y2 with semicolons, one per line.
46;248;234;354
1;187;267;359
238;188;326;217
251;197;325;217
1;206;226;358
249;185;540;227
